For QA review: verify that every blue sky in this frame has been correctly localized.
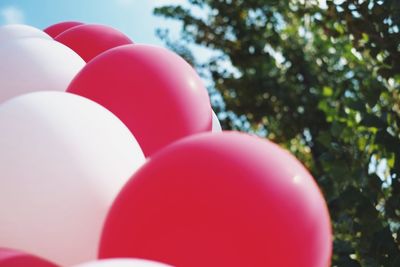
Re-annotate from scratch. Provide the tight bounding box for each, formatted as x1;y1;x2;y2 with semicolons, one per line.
0;0;187;46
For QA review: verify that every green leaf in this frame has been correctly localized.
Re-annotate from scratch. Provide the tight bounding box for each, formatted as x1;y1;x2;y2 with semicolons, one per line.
364;87;382;108
337;258;361;267
331;121;344;137
316;131;332;147
323;86;333;97
347;99;366;112
360;114;386;129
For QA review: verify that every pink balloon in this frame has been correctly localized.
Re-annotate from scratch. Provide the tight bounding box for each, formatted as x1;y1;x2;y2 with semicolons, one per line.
99;132;332;267
68;44;212;156
55;24;132;62
44;21;83;38
0;248;58;267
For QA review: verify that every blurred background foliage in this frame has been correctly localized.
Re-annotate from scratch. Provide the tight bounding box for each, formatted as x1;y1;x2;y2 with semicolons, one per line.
154;0;400;266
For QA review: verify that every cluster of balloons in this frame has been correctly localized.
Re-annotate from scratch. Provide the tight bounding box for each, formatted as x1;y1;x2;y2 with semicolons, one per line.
0;21;332;267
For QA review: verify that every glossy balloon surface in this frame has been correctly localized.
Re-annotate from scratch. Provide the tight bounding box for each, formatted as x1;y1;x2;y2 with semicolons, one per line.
0;92;145;266
73;258;171;267
0;248;57;267
55;24;132;62
0;38;84;103
44;21;83;38
99;132;332;267
0;24;51;43
68;44;212;156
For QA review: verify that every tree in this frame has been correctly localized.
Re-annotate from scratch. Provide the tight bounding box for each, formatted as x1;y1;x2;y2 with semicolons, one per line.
154;0;400;266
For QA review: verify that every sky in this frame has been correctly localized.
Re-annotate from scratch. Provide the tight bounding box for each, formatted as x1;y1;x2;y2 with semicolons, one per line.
0;0;188;46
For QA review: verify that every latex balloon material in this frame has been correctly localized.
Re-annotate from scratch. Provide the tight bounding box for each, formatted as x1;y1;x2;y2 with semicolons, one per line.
0;38;84;103
0;24;51;43
55;24;132;62
211;110;222;132
0;92;146;266
0;248;58;267
99;132;332;267
68;44;212;156
73;258;171;267
44;21;83;38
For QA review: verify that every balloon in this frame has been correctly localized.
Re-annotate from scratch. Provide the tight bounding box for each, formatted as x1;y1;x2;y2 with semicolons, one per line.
43;21;83;38
68;44;212;156
0;24;51;43
99;132;332;267
0;91;146;266
73;258;171;267
0;248;58;267
211;110;222;132
0;38;84;103
55;24;133;62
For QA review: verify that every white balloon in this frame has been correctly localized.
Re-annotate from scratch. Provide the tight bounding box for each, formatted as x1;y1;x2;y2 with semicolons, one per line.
73;258;172;267
0;38;84;103
211;110;222;132
0;24;52;43
0;91;146;266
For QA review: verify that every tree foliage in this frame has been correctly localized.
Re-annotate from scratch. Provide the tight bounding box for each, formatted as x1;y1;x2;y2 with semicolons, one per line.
154;0;400;266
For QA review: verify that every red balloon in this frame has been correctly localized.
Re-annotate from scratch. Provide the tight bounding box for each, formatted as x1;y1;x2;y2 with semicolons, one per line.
99;132;332;267
0;248;58;267
43;21;83;38
67;44;212;156
55;24;133;62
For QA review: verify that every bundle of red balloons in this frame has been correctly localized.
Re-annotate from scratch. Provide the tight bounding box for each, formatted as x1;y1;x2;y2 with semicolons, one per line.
0;21;332;267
